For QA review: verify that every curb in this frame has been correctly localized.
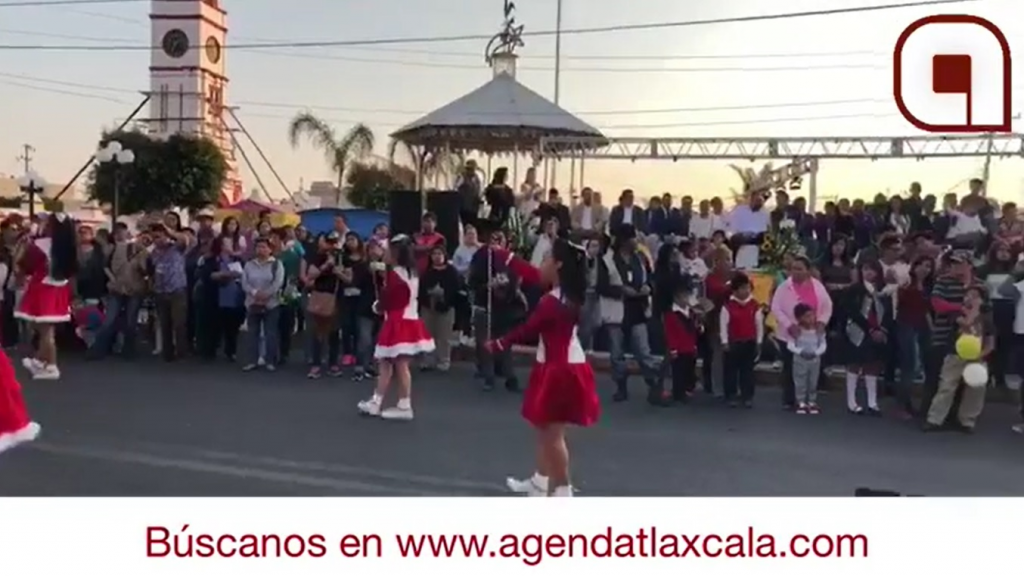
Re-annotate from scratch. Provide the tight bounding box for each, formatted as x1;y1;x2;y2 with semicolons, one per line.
451;345;1021;404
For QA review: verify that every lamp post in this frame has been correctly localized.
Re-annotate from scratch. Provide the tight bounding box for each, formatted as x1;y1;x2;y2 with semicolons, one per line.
16;170;46;220
96;140;135;229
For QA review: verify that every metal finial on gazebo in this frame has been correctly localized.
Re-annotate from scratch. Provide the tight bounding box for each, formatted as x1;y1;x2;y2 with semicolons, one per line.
484;0;524;78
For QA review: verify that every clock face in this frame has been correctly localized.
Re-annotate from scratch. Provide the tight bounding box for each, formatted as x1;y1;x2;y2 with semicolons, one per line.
161;29;189;58
205;37;221;64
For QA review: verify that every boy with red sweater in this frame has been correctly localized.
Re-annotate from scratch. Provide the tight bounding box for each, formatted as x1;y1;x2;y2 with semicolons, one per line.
663;276;700;403
719;273;765;408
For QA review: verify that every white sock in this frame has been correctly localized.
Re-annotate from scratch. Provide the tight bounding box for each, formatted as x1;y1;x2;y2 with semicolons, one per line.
371;392;383;403
845;372;859;409
864;376;879;409
396;397;412;410
531;472;549;490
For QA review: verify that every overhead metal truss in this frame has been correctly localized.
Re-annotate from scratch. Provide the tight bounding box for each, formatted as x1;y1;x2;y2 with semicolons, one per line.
539;134;1024;160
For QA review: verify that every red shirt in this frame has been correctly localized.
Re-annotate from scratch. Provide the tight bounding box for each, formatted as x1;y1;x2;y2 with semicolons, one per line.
414;232;445;272
705;272;731;308
897;285;930;329
663;308;699;355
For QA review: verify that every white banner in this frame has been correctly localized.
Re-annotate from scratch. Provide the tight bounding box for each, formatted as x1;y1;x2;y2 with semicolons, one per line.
0;498;1014;575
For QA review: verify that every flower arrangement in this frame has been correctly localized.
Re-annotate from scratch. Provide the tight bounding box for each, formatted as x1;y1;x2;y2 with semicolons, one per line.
759;219;803;272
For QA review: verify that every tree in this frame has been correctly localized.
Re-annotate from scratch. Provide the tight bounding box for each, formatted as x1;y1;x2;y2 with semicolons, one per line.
287;112;374;206
387;139;465;188
727;162;774;206
346;162;405;211
88;131;226;214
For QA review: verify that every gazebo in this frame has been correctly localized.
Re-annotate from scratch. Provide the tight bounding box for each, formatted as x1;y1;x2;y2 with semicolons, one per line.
389;1;605;189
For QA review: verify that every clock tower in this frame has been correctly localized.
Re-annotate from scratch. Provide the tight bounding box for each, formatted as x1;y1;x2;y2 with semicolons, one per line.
148;0;240;205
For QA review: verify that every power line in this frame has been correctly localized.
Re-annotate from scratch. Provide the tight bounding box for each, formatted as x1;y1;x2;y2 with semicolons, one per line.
0;70;890;116
0;26;885;62
0;27;888;69
0;0;977;50
0;0;144;6
0;74;894;129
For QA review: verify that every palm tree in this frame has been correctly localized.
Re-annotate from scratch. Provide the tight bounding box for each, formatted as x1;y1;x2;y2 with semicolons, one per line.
386;139;465;189
287;111;375;206
727;162;774;206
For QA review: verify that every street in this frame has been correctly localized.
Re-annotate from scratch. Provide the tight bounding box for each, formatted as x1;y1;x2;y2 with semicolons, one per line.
1;357;1023;496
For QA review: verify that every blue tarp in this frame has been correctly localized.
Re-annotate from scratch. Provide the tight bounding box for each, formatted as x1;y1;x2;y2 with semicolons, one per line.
298;208;388;240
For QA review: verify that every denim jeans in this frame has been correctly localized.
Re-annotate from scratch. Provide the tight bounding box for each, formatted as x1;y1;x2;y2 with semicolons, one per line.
355;315;377;372
306;309;340;367
896;323;926;412
91;293;142;358
606;322;659;390
245;306;280;365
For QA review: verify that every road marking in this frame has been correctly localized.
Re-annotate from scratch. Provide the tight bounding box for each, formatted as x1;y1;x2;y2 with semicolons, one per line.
31;433;505;494
30;442;468;496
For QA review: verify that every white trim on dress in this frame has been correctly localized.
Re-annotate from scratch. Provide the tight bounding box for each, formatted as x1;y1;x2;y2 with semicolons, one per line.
14;311;71;323
374;339;436;359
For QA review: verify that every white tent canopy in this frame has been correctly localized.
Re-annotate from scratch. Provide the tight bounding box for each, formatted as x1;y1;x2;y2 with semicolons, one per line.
390;71;604;154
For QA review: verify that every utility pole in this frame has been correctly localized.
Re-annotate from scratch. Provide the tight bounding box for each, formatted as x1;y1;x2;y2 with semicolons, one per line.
981;112;1021;193
16;143;34;173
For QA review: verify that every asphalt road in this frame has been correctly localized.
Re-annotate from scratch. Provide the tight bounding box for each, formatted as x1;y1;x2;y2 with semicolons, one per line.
1;356;1022;496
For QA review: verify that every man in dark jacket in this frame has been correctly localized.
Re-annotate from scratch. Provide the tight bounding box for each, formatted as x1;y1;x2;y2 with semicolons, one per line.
468;227;521;392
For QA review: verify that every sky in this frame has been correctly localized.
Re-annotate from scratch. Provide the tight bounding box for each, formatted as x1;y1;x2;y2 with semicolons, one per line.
0;0;1022;206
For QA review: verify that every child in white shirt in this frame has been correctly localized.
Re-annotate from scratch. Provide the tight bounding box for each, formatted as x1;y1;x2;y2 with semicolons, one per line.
788;303;827;414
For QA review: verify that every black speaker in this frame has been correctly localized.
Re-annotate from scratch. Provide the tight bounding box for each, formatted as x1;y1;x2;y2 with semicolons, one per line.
389;190;422;238
426;190;461;254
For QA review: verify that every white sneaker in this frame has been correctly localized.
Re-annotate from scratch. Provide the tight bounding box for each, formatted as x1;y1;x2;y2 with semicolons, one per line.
506;474;548;496
550;485;574;497
21;357;42;374
33;365;60;380
357;396;382;416
381;406;414;421
0;421;41;456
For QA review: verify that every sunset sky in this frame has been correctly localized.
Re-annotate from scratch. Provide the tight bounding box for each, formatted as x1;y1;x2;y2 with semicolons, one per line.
0;0;1021;205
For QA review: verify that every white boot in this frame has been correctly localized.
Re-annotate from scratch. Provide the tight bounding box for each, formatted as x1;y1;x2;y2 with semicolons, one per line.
33;364;60;380
357;395;382;416
381;398;414;421
506;473;548;496
550;485;574;497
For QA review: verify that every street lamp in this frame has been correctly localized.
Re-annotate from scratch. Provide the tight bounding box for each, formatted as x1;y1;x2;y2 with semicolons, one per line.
16;170;46;219
96;140;135;229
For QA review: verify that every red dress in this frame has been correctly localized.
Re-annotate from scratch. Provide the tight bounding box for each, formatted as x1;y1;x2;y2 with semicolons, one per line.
374;267;436;359
495;253;600;428
0;348;40;455
15;238;72;324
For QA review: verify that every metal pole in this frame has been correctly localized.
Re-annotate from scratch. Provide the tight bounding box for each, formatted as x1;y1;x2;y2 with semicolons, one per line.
26;185;37;220
112;170;119;230
554;0;563;105
54;95;150;201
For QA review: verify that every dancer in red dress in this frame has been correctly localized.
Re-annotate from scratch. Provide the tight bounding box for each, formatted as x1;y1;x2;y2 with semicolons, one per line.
358;236;435;421
0;347;41;455
15;214;77;380
485;239;600;497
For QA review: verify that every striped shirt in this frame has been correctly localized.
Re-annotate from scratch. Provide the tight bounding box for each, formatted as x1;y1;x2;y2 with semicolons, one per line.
930;275;984;349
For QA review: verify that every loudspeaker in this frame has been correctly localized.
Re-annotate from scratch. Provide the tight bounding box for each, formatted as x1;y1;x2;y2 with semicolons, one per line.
389;190;422;238
426;190;461;254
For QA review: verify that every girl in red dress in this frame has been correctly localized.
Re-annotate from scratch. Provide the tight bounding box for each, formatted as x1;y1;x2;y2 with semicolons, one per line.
15;214;77;380
0;347;41;455
486;239;600;497
358;236;435;421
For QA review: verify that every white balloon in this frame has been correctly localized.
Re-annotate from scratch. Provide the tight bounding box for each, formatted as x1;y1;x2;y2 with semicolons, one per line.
106;140;122;154
962;363;989;388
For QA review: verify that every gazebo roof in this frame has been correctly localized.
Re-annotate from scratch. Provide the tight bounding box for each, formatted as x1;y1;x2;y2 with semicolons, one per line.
390;71;604;153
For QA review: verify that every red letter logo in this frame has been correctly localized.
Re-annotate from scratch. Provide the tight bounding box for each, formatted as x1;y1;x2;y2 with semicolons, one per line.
894;14;1012;133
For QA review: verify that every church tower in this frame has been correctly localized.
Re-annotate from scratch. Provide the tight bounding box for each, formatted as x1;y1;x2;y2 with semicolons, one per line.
148;0;241;205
